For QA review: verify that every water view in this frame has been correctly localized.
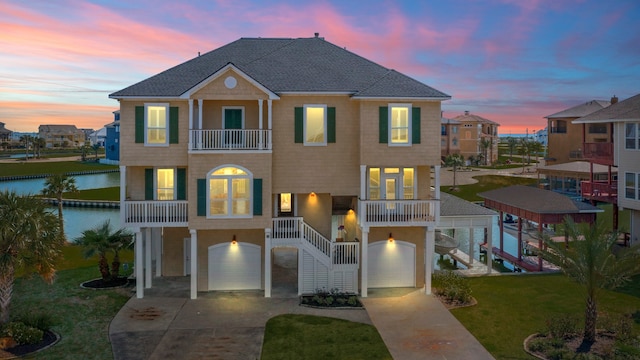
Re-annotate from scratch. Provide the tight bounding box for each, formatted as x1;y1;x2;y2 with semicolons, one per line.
0;172;120;195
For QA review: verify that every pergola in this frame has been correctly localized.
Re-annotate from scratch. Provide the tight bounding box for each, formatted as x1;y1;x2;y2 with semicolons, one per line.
478;185;602;271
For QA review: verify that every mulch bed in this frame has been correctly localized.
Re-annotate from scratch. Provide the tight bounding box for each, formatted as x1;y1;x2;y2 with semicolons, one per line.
3;330;59;358
299;294;364;309
80;277;129;289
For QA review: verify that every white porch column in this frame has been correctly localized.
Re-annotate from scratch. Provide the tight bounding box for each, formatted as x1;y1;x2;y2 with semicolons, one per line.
425;226;435;295
134;228;143;298
258;99;263;130
264;228;272;298
119;165;126;225
145;227;152;288
197;99;203;129
468;228;474;265
434;165;441;199
154;233;162;277
189;229;198;299
361;227;369;297
188;99;194;149
267;99;273;130
360;165;367;225
486;218;493;274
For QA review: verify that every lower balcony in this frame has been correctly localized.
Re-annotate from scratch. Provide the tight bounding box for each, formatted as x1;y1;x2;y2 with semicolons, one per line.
123;200;189;227
581;181;617;204
358;199;438;227
189;129;272;152
582;142;614;165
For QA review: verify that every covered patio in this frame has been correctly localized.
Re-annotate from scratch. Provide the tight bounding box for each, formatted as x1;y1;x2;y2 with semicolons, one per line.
478;185;602;271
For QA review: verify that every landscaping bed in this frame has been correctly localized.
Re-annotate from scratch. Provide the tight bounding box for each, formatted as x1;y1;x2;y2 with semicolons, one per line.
299;290;363;308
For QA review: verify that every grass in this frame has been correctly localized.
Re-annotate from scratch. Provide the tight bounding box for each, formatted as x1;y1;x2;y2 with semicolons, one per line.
451;274;640;359
261;314;392;360
0;161;117;177
11;245;133;359
442;174;538;202
66;187;120;201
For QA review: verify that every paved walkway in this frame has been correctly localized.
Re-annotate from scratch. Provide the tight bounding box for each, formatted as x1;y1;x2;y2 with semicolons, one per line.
109;281;493;360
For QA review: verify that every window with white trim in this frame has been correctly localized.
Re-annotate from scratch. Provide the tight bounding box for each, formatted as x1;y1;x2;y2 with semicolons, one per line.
304;105;327;145
156;168;175;200
625;172;640;200
389;104;411;145
208;166;252;217
625;123;640;150
368;167;415;200
146;104;169;145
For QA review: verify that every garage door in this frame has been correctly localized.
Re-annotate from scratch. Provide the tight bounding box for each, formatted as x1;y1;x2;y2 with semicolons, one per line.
368;240;415;288
208;243;261;290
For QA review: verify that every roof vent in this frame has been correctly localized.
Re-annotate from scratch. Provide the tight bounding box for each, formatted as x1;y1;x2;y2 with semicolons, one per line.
464;110;470;115
314;32;319;38
611;95;618;104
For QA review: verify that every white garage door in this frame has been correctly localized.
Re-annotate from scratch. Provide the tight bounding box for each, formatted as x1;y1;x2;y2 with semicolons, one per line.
368;240;415;288
208;243;261;290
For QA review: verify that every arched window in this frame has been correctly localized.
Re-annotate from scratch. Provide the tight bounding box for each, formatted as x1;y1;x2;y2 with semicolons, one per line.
208;166;252;217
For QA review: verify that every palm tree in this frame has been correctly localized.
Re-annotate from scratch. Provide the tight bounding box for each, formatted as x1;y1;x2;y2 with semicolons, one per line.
76;220;132;282
42;174;78;242
507;137;518;162
530;141;543;167
444;153;465;190
19;135;33;161
540;218;640;345
34;137;46;158
518;138;530;173
479;138;492;165
0;190;62;324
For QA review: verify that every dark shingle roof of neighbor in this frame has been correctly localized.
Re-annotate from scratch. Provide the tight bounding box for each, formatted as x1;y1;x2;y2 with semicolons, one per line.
110;36;450;99
440;192;496;217
573;93;640;123
478;185;601;214
545;100;610;119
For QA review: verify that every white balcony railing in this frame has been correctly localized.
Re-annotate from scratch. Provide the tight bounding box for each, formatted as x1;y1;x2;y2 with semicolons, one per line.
123;200;188;227
189;129;272;151
359;199;438;226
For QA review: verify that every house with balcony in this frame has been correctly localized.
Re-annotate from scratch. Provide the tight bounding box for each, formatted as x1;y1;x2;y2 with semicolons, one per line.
103;110;120;164
450;111;499;165
441;116;461;159
109;35;451;299
38;124;86;148
573;93;640;244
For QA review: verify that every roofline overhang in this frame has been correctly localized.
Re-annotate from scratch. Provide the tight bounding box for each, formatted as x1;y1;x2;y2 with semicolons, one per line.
351;96;452;101
572;117;640;124
276;91;355;96
108;95;181;100
180;63;280;100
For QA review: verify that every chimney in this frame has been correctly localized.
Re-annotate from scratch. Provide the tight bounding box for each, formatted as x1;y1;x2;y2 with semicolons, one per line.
611;95;618;104
314;32;319;38
464;110;470;116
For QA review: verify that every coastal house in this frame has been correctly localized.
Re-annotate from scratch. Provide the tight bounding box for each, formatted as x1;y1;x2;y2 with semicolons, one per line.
572;93;640;244
0;122;12;143
104;110;120;163
109;35;452;299
449;111;499;165
38;124;86;148
441;116;461;159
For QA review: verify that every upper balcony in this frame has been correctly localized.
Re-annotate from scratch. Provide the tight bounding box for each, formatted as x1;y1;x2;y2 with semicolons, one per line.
189;129;272;153
582;142;614;165
358;199;438;227
581;181;617;204
122;200;188;227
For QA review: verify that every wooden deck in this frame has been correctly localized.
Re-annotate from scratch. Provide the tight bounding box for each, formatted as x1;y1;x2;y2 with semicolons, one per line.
480;244;540;272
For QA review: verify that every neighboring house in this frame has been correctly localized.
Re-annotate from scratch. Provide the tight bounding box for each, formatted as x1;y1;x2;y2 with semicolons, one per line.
450;111;499;165
89;127;107;147
0;122;12;142
104;110;120;163
534;127;548;147
110;35;453;299
544;99;612;165
441;116;461;159
38;124;86;148
572;93;640;245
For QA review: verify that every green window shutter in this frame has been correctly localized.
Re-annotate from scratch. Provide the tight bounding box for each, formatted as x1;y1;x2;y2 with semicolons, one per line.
135;106;145;143
327;107;336;143
412;107;421;144
197;178;206;216
379;107;388;143
144;168;154;200
253;178;262;216
177;168;186;200
294;107;303;143
169;107;179;144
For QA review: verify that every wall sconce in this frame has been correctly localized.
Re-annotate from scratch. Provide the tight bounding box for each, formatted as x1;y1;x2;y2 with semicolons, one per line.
231;235;237;245
310;192;316;197
388;233;394;242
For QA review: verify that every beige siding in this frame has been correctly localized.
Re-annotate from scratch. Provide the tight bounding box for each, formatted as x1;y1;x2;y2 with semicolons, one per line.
201;100;262;130
162;227;191;276
193;69;269;100
547;117;583;165
297;192;333;239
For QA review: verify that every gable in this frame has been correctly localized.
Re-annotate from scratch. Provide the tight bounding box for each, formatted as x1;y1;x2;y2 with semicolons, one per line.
192;68;270;100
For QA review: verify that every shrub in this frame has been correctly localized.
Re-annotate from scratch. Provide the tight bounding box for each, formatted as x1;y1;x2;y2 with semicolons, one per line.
15;312;55;331
599;312;634;342
0;322;44;345
547;314;579;340
432;271;472;304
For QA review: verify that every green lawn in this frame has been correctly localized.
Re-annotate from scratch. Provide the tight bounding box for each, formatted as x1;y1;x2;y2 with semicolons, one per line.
441;174;538;202
66;187;120;201
0;161;117;177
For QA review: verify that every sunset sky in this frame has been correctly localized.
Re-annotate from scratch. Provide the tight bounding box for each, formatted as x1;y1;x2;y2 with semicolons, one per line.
1;0;639;134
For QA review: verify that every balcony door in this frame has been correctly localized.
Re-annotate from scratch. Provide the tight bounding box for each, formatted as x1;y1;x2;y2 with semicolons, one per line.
383;171;401;211
223;107;244;147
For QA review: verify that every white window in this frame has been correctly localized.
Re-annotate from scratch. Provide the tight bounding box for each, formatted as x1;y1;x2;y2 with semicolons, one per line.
208;166;252;218
625;172;639;200
146;104;169;145
389;104;411;145
368;167;415;200
156;168;175;200
304;105;327;145
403;168;414;199
625;123;639;150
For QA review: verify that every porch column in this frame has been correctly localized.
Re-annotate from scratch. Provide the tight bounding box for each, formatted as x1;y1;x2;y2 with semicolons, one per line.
188;99;193;149
486;218;493;274
434;165;441;199
361;227;369;297
425;225;435;295
197;99;203;129
360;165;367;225
145;227;152;288
267;99;273;130
190;229;198;299
119;165;126;225
134;228;143;298
468;227;474;265
499;211;504;250
517;217;523;261
154;232;162;277
264;228;272;298
258;99;264;150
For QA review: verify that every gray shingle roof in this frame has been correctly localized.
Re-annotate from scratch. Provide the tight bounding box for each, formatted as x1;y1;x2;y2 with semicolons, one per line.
545;100;610;119
451;112;499;125
478;185;601;214
573;93;640;123
440;192;496;217
110;37;450;99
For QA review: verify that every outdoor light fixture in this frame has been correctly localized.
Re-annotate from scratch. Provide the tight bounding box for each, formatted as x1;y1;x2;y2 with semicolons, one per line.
388;233;394;242
231;235;237;245
310;192;316;197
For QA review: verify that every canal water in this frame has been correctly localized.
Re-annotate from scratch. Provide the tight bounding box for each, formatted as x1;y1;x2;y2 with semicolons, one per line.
0;173;121;241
